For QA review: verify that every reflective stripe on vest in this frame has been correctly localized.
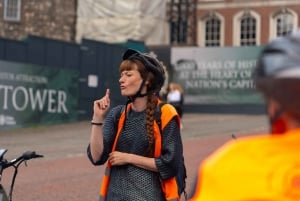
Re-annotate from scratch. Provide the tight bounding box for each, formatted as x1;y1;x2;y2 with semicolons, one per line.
99;101;180;201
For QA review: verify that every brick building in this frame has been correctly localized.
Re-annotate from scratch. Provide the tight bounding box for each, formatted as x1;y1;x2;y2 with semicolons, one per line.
0;0;77;42
0;0;299;46
194;0;300;47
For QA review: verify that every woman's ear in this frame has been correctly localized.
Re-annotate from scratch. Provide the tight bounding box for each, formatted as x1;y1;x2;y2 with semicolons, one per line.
145;80;151;87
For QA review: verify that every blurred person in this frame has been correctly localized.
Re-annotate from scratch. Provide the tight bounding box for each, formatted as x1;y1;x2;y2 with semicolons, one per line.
167;82;184;129
87;49;185;201
167;82;184;118
189;31;300;201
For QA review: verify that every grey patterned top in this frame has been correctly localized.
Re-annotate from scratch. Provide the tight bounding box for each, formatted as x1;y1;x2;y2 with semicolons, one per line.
87;105;183;201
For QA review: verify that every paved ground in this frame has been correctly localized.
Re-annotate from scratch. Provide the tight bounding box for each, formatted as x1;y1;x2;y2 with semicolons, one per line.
0;113;269;201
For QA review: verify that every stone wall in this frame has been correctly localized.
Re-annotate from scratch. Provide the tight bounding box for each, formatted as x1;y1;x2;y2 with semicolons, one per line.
0;0;77;42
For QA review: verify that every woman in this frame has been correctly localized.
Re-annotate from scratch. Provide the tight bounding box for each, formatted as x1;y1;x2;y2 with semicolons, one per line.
167;82;184;118
87;49;184;201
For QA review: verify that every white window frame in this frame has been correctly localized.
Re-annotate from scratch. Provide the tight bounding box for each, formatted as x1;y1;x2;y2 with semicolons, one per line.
269;8;297;41
3;0;21;22
233;10;261;46
198;12;224;47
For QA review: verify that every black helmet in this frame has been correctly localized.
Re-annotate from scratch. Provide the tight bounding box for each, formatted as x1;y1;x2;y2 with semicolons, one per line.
253;30;300;116
122;49;165;93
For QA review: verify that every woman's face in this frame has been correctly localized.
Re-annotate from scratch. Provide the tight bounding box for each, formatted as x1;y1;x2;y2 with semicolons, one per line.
119;64;144;97
169;83;174;91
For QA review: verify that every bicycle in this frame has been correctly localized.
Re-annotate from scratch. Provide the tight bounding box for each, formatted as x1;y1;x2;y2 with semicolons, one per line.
0;148;43;201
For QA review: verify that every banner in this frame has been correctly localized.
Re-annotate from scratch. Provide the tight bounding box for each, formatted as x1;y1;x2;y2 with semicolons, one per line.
0;60;79;130
171;46;265;104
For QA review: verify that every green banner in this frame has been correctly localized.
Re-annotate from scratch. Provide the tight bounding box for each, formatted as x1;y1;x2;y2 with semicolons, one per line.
0;60;79;130
171;46;265;104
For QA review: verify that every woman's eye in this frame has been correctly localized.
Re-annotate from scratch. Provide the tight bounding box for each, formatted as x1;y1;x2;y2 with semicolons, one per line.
120;72;132;77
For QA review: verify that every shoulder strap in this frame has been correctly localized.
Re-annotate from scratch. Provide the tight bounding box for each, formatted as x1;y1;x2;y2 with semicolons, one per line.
116;105;125;123
112;104;130;152
159;103;181;131
153;101;180;157
154;101;180;131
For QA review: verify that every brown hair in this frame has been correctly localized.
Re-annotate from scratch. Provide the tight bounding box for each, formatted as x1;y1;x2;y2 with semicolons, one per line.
120;59;158;157
169;82;184;94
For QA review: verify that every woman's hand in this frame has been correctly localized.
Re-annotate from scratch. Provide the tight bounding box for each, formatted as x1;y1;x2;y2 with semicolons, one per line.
108;151;131;166
92;89;110;122
108;151;158;172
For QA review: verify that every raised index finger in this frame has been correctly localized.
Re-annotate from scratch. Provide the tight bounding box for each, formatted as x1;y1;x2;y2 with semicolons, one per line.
105;89;110;98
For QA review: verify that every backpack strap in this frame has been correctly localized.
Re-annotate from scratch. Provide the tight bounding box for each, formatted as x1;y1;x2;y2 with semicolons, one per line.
157;102;187;200
153;101;180;157
159;103;181;131
153;102;182;201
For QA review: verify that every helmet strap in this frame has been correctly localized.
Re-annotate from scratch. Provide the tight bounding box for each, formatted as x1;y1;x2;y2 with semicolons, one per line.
127;79;149;102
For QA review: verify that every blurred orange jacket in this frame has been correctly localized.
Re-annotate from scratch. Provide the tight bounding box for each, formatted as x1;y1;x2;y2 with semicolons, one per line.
189;128;300;201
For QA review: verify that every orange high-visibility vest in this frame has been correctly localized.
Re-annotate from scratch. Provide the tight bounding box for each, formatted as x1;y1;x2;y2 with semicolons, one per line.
189;128;300;201
99;102;181;201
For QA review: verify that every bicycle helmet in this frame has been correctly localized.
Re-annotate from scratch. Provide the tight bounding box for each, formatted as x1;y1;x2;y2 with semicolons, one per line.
122;49;166;93
253;30;300;117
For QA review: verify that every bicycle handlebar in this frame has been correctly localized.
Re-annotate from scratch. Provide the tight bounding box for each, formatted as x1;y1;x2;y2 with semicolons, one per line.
20;151;43;160
1;150;44;170
0;149;43;201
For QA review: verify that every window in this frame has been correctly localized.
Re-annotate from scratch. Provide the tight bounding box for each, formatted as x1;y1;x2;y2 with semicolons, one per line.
205;15;221;47
276;13;293;36
3;0;21;22
240;13;256;46
233;10;261;46
270;9;297;40
198;12;224;47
